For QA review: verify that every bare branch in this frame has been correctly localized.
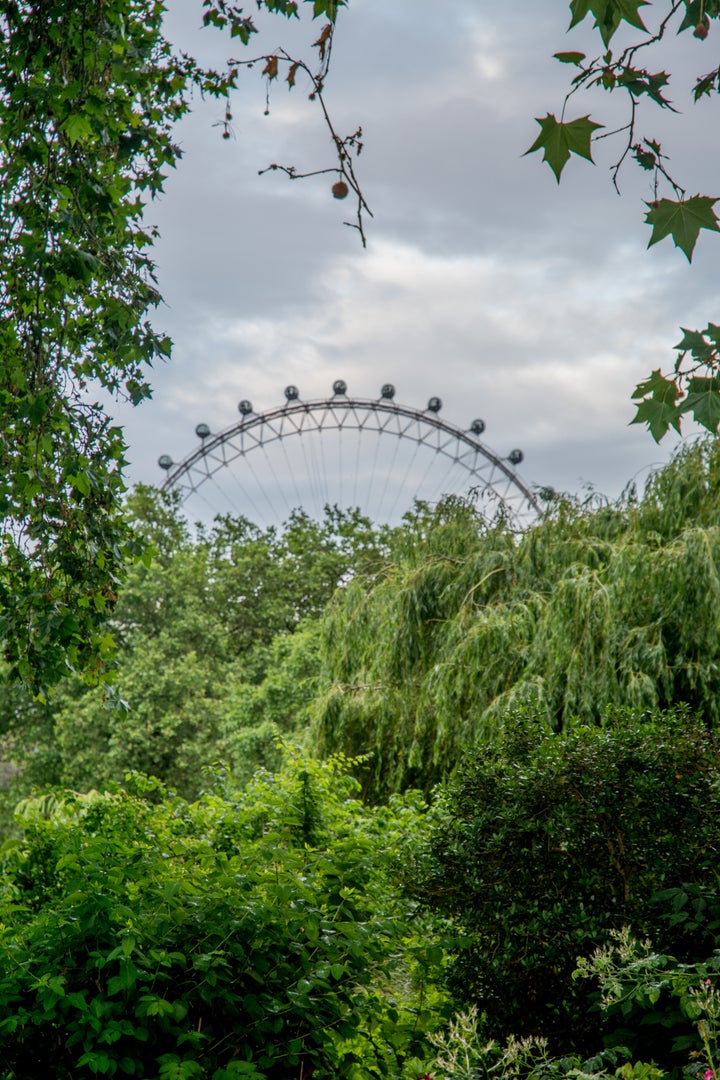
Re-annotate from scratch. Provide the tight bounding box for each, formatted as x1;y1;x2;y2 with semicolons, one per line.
228;25;372;246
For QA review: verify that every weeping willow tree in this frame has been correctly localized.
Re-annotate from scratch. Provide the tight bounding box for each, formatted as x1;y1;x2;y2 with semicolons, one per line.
313;439;720;799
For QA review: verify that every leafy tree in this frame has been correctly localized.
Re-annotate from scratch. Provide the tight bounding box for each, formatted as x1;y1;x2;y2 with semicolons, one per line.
528;1;720;438
409;709;720;1060
0;0;351;692
314;440;720;800
0;493;390;808
0;753;442;1079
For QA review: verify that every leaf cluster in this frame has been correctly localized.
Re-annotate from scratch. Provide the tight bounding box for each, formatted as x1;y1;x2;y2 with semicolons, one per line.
0;753;439;1079
0;0;356;691
409;709;720;1060
530;2;720;438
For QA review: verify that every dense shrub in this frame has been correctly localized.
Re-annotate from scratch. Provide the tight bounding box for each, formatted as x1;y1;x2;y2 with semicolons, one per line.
0;754;440;1079
409;709;720;1058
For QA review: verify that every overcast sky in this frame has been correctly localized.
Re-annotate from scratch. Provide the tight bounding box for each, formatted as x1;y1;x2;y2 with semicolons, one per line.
112;0;720;525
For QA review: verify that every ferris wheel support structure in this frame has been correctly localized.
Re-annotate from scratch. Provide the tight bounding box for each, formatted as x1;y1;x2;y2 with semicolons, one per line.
158;382;543;526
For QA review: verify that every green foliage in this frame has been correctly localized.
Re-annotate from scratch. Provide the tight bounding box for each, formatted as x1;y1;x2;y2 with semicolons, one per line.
0;0;351;691
0;753;440;1079
536;2;720;437
525;114;603;181
573;927;720;1074
0;493;390;810
409;710;720;1058
314;440;720;800
644;196;720;262
0;0;187;690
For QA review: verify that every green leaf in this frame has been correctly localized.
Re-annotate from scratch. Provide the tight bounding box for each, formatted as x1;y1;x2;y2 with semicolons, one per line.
630;369;682;441
569;0;648;44
554;51;586;65
645;195;720;261
62;113;94;146
67;472;91;497
312;0;344;20
678;0;716;33
682;377;720;433
525;114;604;181
569;0;609;28
631;369;680;405
674;326;717;361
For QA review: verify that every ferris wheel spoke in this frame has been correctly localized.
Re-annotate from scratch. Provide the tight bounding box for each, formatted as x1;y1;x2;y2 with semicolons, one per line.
158;384;540;528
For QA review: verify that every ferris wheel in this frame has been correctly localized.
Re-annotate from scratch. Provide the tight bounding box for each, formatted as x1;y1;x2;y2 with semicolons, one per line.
158;381;545;528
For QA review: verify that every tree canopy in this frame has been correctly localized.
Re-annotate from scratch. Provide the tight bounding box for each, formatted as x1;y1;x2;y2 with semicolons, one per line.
314;440;720;800
0;0;349;692
0;495;390;816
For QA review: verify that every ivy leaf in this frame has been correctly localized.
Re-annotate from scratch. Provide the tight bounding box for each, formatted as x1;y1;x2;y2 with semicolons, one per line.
645;196;720;261
525;114;604;181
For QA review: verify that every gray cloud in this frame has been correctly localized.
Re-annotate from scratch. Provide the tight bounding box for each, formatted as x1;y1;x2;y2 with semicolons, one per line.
115;0;718;522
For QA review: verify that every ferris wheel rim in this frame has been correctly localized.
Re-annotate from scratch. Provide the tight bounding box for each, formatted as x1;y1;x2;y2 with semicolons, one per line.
158;387;541;522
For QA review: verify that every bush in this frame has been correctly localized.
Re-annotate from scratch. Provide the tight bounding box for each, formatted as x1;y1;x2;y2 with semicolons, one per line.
0;754;439;1079
410;708;720;1057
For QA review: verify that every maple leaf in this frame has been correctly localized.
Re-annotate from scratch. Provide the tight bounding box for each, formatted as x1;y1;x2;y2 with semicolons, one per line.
618;67;674;108
569;0;648;45
632;368;680;405
682;377;720;433
645;196;720;262
631;370;681;441
313;0;343;21
630;398;681;441
674;327;718;363
525;114;603;182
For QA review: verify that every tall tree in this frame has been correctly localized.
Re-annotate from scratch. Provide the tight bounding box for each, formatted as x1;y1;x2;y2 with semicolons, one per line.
0;494;390;808
0;0;347;692
314;441;720;801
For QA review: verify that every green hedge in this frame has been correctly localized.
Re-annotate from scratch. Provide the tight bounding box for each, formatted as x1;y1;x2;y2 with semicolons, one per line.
410;708;720;1059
